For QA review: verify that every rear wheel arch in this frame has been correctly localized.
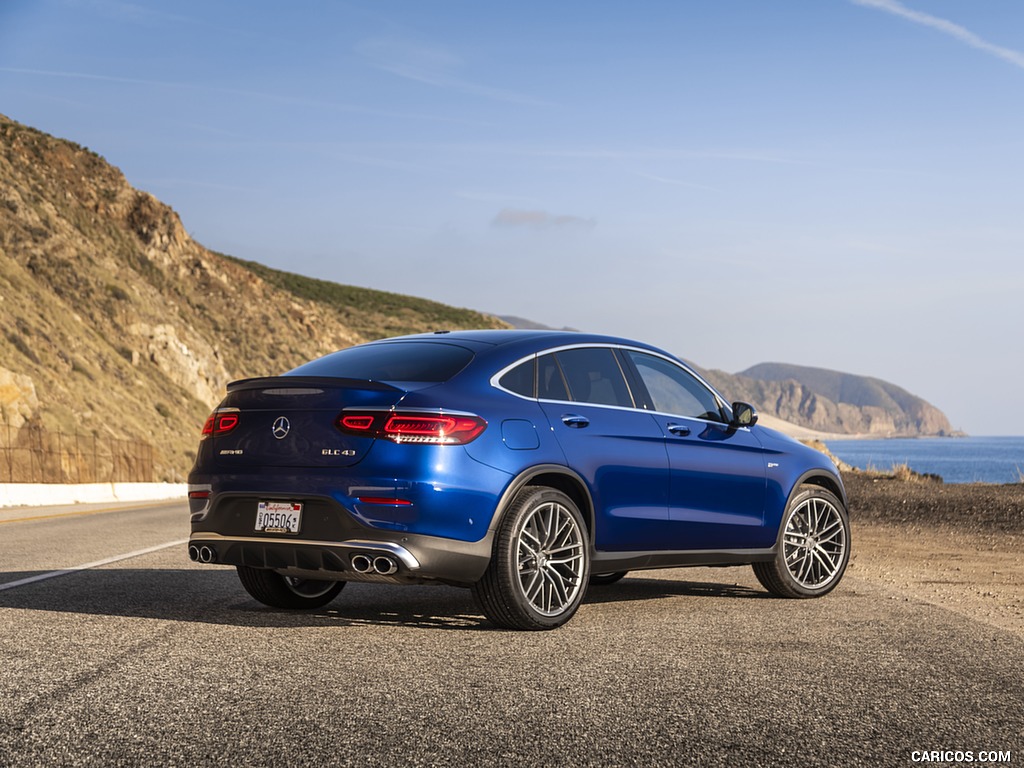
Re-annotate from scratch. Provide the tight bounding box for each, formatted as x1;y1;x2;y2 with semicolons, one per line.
491;465;595;540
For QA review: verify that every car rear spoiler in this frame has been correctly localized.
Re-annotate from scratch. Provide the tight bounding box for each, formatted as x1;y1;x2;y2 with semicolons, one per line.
226;376;402;393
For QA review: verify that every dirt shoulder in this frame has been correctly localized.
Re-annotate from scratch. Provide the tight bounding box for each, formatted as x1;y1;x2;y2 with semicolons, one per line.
843;471;1024;535
843;472;1024;636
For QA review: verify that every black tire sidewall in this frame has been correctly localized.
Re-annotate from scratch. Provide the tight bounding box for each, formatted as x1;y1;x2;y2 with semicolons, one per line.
237;566;344;609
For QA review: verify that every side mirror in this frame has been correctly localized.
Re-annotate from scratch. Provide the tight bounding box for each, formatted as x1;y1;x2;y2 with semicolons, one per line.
731;401;758;428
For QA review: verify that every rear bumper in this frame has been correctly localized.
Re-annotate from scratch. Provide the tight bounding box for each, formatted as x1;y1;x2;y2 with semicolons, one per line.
187;529;493;585
188;485;496;585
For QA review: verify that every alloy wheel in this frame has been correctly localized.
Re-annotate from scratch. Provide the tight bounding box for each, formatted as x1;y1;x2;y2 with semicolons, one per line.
515;500;586;616
782;495;847;589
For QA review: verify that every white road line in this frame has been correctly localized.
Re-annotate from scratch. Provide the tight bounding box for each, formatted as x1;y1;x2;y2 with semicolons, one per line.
0;538;189;593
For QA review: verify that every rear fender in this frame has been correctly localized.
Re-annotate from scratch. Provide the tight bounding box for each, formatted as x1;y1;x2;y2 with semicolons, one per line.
488;464;595;540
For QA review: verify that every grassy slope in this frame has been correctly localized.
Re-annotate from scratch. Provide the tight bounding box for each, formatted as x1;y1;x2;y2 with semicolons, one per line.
223;254;507;339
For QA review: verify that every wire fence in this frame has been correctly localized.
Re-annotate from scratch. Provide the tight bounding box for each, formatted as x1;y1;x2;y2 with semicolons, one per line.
0;419;155;484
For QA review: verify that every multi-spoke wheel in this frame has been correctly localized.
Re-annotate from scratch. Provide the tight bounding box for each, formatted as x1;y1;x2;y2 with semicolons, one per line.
753;485;850;598
237;566;345;609
472;486;590;630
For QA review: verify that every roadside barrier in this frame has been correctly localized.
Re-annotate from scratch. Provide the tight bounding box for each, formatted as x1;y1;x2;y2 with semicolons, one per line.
0;419;154;484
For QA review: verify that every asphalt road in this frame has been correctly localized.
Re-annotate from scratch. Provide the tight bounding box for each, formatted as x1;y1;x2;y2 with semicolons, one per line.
0;501;1020;767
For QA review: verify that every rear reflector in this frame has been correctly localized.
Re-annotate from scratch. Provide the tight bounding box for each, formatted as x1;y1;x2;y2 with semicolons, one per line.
356;497;412;506
337;411;486;445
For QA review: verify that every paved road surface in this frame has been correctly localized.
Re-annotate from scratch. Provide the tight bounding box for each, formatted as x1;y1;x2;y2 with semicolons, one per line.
0;500;1020;766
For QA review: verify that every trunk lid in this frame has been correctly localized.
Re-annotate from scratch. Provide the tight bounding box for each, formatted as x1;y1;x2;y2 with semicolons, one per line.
210;376;405;469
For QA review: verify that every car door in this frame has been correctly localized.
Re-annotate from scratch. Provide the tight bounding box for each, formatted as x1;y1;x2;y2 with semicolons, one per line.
624;350;768;550
536;347;671;552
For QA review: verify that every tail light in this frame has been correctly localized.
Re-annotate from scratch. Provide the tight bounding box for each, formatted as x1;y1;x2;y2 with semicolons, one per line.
201;410;240;438
337;410;486;445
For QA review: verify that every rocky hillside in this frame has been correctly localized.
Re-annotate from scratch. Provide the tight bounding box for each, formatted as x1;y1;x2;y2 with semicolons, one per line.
0;114;506;481
697;363;954;437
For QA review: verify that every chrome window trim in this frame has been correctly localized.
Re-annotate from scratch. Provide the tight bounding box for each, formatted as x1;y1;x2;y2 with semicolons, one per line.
490;343;737;427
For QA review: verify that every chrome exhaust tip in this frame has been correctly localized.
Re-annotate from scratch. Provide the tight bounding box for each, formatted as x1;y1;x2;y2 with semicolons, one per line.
187;544;201;562
351;554;373;574
372;556;399;576
198;545;216;564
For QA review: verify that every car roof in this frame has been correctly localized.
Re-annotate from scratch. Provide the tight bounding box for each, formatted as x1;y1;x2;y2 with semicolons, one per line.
384;329;660;350
365;330;678;369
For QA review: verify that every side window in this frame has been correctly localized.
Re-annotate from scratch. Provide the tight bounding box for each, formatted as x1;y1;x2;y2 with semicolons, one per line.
628;352;724;421
538;354;570;401
499;359;535;397
555;348;634;408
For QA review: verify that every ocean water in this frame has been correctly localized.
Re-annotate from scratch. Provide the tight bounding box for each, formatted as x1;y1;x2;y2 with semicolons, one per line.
824;436;1024;485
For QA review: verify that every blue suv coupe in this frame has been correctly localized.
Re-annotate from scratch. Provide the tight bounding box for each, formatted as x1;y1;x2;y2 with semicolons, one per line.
188;330;850;630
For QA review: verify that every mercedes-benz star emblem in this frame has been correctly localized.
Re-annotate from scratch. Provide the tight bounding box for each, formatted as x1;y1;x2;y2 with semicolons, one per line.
272;416;291;440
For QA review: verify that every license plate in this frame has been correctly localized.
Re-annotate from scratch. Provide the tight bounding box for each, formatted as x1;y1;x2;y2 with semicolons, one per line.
256;501;302;534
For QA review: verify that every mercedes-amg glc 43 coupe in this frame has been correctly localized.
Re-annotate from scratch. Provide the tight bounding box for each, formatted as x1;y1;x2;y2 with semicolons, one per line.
188;330;850;630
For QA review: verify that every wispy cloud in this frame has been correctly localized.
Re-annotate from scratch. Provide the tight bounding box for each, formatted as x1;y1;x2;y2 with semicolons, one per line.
83;0;200;28
0;67;487;125
622;168;720;191
142;178;261;193
456;189;543;205
851;0;1024;70
356;38;551;106
446;143;810;166
0;66;167;87
492;209;596;231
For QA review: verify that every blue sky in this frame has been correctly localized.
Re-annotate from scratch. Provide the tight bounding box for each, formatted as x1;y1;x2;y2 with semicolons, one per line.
2;0;1023;435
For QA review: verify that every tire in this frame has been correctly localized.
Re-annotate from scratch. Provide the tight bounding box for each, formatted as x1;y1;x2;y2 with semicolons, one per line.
589;571;628;586
236;566;345;609
753;484;850;598
472;486;590;630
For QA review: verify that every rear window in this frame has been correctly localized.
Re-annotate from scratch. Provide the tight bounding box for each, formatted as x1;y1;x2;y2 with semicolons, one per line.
287;342;474;383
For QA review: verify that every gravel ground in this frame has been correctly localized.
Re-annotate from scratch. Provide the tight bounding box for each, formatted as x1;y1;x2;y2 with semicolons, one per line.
843;470;1024;636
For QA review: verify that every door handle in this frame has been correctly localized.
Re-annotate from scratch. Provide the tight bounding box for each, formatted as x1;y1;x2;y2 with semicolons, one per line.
667;423;691;437
561;414;590;429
